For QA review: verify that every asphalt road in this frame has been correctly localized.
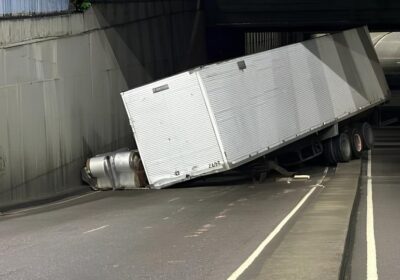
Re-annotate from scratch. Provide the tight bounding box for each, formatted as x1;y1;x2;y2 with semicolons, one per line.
350;127;400;280
0;167;329;280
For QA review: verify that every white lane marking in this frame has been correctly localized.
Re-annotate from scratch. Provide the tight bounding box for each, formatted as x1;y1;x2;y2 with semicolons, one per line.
168;197;180;203
227;167;328;280
367;150;378;280
167;260;185;264
184;234;199;238
367;150;372;178
83;225;109;234
5;192;99;215
203;224;215;228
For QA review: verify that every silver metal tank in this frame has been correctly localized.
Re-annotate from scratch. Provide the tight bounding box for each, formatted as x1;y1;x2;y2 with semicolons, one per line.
371;32;400;76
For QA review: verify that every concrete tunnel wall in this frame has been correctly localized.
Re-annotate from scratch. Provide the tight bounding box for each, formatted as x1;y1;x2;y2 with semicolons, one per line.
0;1;207;208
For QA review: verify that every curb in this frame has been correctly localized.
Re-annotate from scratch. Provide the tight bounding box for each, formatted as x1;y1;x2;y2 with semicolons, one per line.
0;186;89;213
249;160;362;280
339;155;365;279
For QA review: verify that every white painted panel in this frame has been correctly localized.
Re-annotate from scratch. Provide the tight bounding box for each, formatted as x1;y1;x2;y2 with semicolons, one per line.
122;72;224;188
120;27;388;189
199;27;387;165
314;35;356;118
344;29;384;104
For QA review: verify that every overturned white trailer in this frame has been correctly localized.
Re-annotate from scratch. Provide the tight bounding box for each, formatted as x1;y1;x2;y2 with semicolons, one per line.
85;27;389;190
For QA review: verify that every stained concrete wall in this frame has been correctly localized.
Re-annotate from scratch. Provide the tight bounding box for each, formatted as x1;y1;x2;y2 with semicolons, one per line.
0;1;207;208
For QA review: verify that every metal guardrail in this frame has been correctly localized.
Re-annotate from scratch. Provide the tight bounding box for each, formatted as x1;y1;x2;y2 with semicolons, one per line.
0;0;70;17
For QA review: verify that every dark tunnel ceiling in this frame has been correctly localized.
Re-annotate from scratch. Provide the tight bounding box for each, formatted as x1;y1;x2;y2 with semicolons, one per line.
203;0;400;31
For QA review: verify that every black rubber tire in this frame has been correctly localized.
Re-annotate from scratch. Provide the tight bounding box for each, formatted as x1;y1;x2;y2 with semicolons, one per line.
348;128;363;159
323;138;339;165
333;133;352;162
357;122;374;150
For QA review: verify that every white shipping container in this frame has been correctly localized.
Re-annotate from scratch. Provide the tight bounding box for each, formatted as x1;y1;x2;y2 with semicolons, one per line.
121;26;389;189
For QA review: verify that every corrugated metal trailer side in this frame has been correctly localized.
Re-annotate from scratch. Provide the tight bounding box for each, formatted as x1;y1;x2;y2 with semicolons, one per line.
0;0;69;17
199;27;389;167
121;26;389;189
122;72;226;187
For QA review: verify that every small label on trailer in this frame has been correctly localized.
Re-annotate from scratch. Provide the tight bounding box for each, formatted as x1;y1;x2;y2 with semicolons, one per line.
153;84;169;93
237;60;246;70
209;161;221;168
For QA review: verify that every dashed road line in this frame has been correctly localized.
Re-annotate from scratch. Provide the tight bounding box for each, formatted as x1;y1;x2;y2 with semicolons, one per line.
83;225;109;234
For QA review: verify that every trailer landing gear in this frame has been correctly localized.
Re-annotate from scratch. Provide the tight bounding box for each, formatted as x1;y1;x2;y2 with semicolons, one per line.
245;160;295;184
